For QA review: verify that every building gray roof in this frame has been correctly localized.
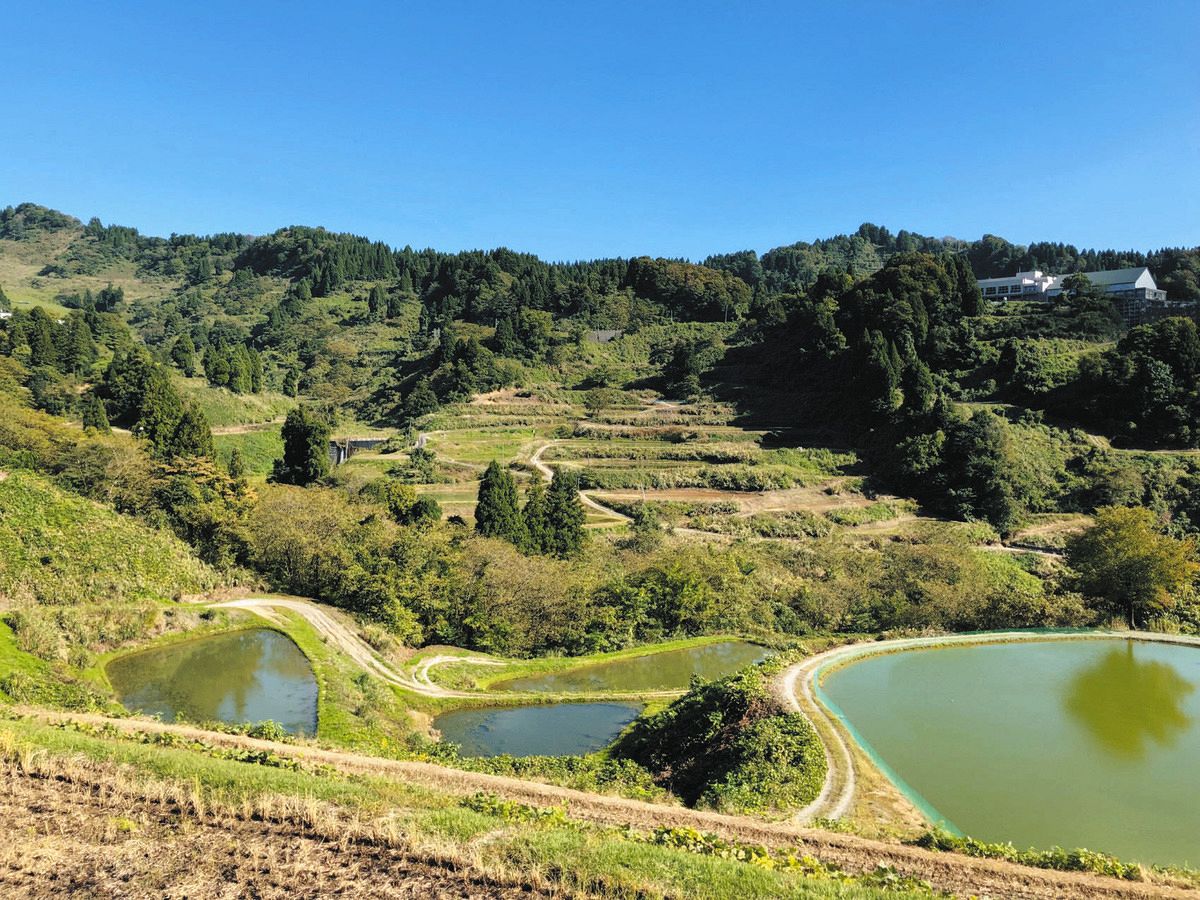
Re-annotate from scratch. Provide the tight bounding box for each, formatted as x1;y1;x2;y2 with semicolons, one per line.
1076;267;1151;286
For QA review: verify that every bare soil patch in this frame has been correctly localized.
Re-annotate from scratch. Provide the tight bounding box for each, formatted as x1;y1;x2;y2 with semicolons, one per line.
20;709;1197;899
0;766;545;899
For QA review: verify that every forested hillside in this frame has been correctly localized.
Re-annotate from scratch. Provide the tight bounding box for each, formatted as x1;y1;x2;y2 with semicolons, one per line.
4;199;1200;655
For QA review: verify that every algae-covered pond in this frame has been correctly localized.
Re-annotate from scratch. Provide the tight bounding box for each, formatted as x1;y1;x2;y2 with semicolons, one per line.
494;640;770;693
822;638;1200;866
433;702;643;757
107;629;318;735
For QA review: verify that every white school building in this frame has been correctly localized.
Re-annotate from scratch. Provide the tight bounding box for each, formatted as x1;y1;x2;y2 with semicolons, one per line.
976;267;1166;303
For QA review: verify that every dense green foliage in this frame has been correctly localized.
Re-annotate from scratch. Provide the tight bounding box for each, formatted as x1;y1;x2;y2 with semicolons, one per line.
1061;317;1200;446
613;657;826;815
272;405;332;485
914;827;1141;881
4;202;1200;660
1066;507;1198;626
474;461;524;542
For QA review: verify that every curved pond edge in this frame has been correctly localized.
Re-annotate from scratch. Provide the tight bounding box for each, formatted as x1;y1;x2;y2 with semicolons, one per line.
101;623;311;684
794;628;1200;830
103;623;320;731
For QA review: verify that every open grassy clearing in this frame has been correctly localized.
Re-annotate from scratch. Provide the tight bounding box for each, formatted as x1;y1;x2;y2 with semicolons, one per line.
214;425;285;476
423;426;541;465
174;376;296;429
0;233;179;311
0;471;222;607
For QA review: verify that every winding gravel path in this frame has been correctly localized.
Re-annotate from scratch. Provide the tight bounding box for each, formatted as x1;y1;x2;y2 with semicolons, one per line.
529;441;631;524
214;596;683;702
215;597;497;698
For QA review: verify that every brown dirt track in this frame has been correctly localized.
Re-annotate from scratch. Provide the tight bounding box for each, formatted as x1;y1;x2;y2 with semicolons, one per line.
12;708;1198;899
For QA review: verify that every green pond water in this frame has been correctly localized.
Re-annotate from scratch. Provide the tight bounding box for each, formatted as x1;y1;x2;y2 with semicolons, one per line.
494;640;770;693
433;702;643;757
107;629;318;735
822;638;1200;867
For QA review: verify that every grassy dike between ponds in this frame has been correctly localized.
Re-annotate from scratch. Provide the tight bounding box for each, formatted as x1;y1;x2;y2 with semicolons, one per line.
419;632;785;693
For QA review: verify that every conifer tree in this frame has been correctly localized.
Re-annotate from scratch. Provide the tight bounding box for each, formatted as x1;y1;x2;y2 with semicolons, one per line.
171;334;197;376
80;392;111;434
475;460;524;543
493;316;518;356
544;469;585;557
402;376;439;422
227;446;247;481
248;347;263;392
204;345;231;388
229;345;254;393
0;283;10;311
172;404;215;458
368;284;387;322
521;479;551;553
57;313;96;375
134;369;185;456
25;307;58;369
272;405;332;485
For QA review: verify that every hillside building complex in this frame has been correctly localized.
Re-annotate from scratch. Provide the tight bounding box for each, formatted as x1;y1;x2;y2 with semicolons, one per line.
976;267;1186;323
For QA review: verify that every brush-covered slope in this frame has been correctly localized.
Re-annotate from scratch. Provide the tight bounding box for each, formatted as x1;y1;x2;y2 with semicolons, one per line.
0;470;220;605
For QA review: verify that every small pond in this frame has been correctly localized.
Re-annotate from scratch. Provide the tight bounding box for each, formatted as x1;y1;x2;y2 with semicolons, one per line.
107;628;318;735
822;638;1200;867
495;640;770;693
433;702;643;757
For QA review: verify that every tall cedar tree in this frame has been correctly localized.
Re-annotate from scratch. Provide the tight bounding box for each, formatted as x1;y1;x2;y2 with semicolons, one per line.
80;392;111;434
475;460;524;543
171;334;197;375
522;480;551;552
544;469;586;557
368;284;388;322
273;406;332;485
402;376;439;422
173;405;215;458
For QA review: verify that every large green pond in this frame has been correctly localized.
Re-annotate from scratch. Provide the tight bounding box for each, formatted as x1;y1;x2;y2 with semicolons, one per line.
433;702;643;757
494;640;770;693
822;638;1200;866
107;629;318;735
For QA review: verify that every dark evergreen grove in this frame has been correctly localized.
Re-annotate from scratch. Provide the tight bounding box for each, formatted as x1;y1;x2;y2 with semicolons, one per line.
475;461;524;542
474;462;585;557
273;406;332;485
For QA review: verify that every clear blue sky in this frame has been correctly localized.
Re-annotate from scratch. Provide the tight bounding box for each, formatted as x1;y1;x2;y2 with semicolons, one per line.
4;1;1198;260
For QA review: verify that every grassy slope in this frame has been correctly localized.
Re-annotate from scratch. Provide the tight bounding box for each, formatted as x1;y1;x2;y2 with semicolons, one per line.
0;232;178;310
175;376;296;428
0;718;922;899
214;427;285;476
0;470;220;605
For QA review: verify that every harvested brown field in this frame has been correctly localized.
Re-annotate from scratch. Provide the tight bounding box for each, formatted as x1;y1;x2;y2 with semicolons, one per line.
0;762;547;899
13;709;1200;899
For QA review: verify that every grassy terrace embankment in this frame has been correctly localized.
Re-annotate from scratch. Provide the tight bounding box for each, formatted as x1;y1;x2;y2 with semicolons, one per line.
3;709;1195;899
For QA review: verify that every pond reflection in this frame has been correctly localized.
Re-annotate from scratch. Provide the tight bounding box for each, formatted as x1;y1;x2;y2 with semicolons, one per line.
1063;642;1193;760
107;629;318;735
